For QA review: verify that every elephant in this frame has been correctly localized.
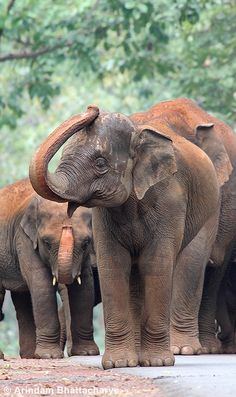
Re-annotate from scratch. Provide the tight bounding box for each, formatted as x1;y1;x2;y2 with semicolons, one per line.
216;253;236;353
29;104;219;369
0;178;100;359
131;98;236;353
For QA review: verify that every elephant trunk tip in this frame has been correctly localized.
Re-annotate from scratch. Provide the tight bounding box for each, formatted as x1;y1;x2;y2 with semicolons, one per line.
57;225;75;285
87;104;100;113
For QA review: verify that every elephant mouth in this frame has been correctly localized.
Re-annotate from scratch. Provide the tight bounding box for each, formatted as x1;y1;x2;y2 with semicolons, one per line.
67;198;96;217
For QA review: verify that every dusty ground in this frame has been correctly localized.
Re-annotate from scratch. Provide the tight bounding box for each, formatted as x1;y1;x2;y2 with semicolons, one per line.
0;357;161;397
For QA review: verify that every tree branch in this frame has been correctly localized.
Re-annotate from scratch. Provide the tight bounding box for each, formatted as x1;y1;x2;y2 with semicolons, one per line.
0;0;16;39
0;40;74;62
7;0;16;13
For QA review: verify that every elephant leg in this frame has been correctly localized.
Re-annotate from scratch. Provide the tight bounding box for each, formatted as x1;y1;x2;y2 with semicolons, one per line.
29;270;63;359
129;265;142;354
17;235;63;359
171;215;217;355
67;265;99;356
57;284;72;354
198;265;225;353
58;305;67;352
216;280;236;353
96;245;137;369
139;248;175;367
11;291;36;358
218;309;236;353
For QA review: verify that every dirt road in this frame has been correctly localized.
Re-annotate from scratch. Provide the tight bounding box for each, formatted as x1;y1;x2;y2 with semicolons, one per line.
0;357;161;397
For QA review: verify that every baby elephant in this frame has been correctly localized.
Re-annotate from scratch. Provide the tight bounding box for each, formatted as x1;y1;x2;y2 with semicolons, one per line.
0;179;100;358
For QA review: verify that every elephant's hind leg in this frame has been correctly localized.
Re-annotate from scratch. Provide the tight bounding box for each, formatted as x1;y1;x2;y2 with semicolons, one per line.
171;215;217;355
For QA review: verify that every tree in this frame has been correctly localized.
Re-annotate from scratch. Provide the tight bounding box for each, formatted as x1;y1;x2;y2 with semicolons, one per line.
1;0;235;129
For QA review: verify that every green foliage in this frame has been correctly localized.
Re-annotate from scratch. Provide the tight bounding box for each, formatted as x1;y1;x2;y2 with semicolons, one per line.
0;0;235;131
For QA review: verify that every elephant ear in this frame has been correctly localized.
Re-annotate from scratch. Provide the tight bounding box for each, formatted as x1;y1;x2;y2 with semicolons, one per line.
133;125;177;200
20;196;39;250
195;123;233;187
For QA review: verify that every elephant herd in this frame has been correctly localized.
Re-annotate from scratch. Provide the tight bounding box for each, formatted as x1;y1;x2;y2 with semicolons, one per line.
0;98;236;369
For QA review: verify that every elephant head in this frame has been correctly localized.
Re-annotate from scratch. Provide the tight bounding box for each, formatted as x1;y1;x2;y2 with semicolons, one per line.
189;123;233;187
29;105;177;212
20;196;93;285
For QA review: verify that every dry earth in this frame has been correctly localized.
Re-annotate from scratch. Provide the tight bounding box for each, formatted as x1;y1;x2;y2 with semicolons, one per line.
0;357;161;397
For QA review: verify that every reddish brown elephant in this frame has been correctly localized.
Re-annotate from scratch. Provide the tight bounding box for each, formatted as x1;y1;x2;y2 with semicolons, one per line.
131;98;236;353
0;179;99;359
29;105;219;368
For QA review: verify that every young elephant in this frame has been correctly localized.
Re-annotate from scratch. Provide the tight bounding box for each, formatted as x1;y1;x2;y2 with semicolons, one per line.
30;105;219;369
0;179;99;358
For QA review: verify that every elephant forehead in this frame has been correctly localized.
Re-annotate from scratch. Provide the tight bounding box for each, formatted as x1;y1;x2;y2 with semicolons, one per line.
86;112;135;152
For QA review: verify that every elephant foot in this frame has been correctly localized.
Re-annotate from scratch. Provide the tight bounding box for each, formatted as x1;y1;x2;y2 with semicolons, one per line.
20;350;35;359
171;331;202;355
102;349;138;370
0;349;4;360
220;343;236;354
140;349;175;367
34;344;64;359
200;335;221;354
70;340;100;356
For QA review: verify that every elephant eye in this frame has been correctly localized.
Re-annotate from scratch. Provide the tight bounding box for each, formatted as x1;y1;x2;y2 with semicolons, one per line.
43;238;51;250
95;157;108;174
82;238;91;251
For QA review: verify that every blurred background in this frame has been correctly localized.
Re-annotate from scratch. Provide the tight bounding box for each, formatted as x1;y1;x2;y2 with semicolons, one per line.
0;0;235;355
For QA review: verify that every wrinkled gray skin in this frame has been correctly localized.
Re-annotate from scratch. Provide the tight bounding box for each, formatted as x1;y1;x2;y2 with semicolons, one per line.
58;268;101;356
30;108;220;369
0;179;99;358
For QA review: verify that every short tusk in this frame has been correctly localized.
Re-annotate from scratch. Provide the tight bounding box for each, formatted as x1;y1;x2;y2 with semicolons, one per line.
53;276;57;286
77;276;81;285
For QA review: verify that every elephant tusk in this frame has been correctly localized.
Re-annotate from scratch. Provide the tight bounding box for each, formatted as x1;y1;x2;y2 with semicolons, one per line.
53;276;57;286
77;276;81;285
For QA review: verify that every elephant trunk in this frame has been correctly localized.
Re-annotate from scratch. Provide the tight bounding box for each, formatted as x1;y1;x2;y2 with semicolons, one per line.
57;226;75;285
29;105;99;202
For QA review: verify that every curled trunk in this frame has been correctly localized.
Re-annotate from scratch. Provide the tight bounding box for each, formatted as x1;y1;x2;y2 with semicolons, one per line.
29;105;99;202
57;226;75;284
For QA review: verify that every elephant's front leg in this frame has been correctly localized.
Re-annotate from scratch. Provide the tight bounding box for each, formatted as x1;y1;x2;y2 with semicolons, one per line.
11;291;36;358
17;236;63;359
139;248;175;367
67;265;99;356
30;270;63;359
98;246;137;369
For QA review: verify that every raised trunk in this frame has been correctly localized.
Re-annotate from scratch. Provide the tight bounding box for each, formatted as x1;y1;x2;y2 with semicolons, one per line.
29;105;99;202
57;226;75;284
